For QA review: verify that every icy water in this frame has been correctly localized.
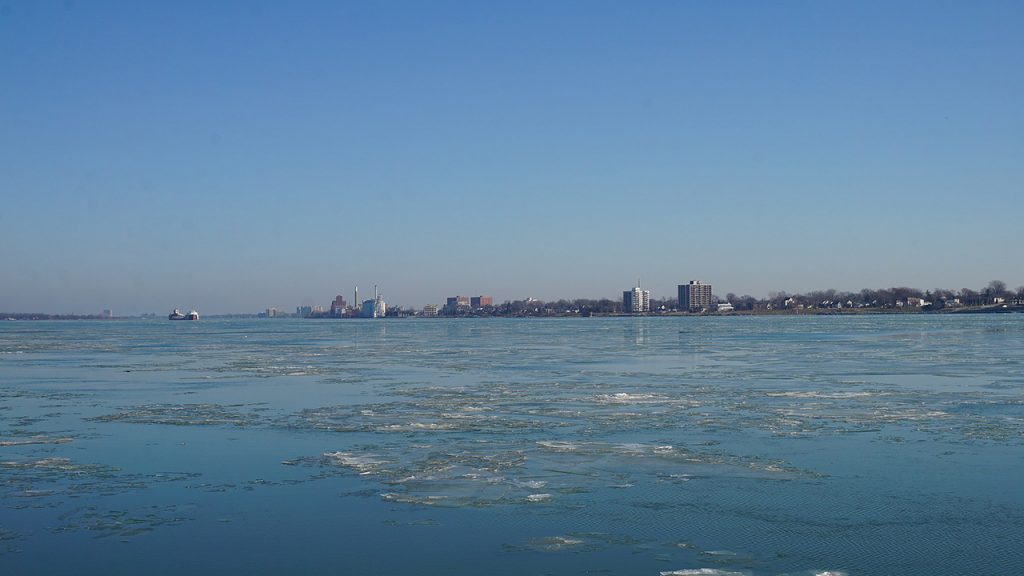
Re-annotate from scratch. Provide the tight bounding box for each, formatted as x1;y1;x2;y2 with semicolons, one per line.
1;316;1023;576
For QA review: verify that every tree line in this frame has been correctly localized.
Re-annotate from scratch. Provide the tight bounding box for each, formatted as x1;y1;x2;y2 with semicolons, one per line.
430;280;1023;315
734;280;1022;311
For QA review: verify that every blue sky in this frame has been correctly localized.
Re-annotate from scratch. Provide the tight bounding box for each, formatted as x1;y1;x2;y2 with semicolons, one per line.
2;1;1022;314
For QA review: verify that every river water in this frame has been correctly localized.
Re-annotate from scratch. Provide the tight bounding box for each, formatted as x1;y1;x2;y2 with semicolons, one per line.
1;316;1022;575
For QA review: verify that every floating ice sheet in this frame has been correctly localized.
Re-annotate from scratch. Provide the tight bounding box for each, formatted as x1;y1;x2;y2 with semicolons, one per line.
90;403;264;427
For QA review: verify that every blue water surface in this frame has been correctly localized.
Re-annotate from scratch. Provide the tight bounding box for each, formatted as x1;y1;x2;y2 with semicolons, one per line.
1;316;1023;575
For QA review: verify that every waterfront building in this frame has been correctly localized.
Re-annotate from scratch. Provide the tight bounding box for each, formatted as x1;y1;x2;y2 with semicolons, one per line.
623;282;650;314
362;286;386;318
422;304;439;316
679;281;712;312
470;296;493;308
444;296;470;315
330;295;347;316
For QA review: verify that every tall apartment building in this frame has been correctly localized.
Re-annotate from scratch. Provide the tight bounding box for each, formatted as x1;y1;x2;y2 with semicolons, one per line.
470;296;493;308
623;283;650;314
679;280;712;312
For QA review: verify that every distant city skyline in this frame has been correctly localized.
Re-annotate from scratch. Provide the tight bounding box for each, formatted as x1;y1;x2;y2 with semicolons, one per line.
2;2;1022;315
5;275;1023;317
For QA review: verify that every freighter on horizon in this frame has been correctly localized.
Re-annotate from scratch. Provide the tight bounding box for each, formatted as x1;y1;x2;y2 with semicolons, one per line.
168;308;199;321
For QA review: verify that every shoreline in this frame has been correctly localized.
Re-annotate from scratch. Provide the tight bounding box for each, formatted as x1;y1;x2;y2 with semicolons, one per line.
4;304;1022;321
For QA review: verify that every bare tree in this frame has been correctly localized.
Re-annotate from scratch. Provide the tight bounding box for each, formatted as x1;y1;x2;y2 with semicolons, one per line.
987;280;1008;297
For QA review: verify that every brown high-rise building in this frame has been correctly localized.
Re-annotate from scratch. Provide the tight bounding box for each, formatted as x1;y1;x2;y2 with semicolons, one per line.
330;295;347;316
471;296;493;308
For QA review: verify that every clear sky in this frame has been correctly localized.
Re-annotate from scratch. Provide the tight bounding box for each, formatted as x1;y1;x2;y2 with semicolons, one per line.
2;1;1022;314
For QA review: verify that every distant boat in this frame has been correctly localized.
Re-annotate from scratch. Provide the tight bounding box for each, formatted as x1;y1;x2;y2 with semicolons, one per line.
169;309;199;321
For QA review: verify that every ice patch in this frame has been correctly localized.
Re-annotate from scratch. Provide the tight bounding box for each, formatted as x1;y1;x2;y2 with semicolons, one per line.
595;392;665;404
323;451;388;473
380;493;447;505
523;535;585;551
659;565;749;569
536;440;582;451
0;436;73;447
90;403;261;427
382;422;457;431
766;391;883;399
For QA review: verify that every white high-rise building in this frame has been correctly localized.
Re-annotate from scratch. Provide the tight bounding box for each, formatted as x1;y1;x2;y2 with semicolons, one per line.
623;281;650;314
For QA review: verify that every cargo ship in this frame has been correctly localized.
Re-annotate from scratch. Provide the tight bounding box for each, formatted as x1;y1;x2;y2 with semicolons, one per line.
169;309;199;320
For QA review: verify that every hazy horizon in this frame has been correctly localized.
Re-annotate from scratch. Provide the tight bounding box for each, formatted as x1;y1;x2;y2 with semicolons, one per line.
2;276;1020;316
3;1;1022;315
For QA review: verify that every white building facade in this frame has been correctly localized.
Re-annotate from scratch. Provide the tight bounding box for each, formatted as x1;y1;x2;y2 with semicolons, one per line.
623;284;650;313
361;286;387;318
